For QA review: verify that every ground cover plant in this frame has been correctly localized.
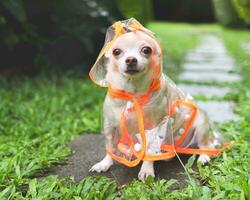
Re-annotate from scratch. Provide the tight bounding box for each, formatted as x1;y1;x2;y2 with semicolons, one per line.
0;23;249;199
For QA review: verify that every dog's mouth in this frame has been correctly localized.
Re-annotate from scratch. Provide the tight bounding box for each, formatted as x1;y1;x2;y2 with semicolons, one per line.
125;69;140;75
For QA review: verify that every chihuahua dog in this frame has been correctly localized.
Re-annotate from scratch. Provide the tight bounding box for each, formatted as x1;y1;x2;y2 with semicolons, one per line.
89;30;218;181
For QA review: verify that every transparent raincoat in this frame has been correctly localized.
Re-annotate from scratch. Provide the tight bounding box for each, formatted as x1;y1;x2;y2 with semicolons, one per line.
89;18;232;167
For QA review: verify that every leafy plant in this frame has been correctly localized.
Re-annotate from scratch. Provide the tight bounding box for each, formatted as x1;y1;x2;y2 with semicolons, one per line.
0;0;121;70
232;0;250;23
213;0;244;27
116;0;153;25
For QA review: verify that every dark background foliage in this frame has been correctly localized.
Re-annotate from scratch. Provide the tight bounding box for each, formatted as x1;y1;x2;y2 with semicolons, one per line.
0;0;122;74
0;0;249;75
153;0;215;23
213;0;244;27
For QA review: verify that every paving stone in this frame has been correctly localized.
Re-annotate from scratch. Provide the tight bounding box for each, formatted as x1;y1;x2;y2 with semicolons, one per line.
184;35;235;65
188;50;227;56
47;134;191;187
179;71;241;83
186;52;233;58
185;54;235;63
185;54;213;62
182;62;237;72
178;84;232;98
241;42;250;54
197;101;237;123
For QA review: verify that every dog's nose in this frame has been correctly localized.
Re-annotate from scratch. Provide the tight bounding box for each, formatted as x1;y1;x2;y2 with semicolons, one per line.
125;57;137;66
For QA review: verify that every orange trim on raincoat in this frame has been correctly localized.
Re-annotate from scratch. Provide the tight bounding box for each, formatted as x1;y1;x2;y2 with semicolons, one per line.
107;86;232;167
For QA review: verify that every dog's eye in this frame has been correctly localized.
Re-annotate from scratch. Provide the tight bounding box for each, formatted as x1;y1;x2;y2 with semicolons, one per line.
141;46;152;55
113;48;122;56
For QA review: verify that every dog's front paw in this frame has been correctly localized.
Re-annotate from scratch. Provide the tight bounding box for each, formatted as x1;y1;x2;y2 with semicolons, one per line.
198;154;211;165
89;155;113;173
138;161;155;181
138;169;155;181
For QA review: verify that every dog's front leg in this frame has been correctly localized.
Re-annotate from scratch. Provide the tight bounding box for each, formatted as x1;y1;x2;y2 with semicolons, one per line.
193;110;212;165
89;125;116;173
138;161;155;181
89;154;113;173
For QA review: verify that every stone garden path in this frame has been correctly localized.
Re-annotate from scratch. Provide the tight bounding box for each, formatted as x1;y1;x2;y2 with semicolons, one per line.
47;34;240;186
178;34;240;123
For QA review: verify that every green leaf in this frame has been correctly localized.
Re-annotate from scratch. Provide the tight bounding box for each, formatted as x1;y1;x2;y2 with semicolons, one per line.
185;154;196;169
0;185;15;199
0;15;6;24
29;178;37;198
165;179;178;188
145;175;154;185
1;0;27;23
74;197;82;200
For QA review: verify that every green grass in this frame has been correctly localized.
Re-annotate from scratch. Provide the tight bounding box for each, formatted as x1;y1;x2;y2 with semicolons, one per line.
0;22;250;199
0;73;106;198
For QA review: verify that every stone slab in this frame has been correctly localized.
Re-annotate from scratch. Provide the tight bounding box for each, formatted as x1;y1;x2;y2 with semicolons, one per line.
182;62;236;72
190;35;227;53
179;71;241;83
47;134;192;187
184;58;235;65
241;42;250;54
184;35;235;65
197;101;237;123
178;84;232;98
185;52;235;63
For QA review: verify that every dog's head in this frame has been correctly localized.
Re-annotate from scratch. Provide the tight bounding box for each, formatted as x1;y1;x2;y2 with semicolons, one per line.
90;19;162;89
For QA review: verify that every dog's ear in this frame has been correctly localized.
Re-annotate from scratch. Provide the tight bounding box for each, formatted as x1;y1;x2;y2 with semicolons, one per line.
152;39;162;59
90;55;109;86
89;26;115;86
